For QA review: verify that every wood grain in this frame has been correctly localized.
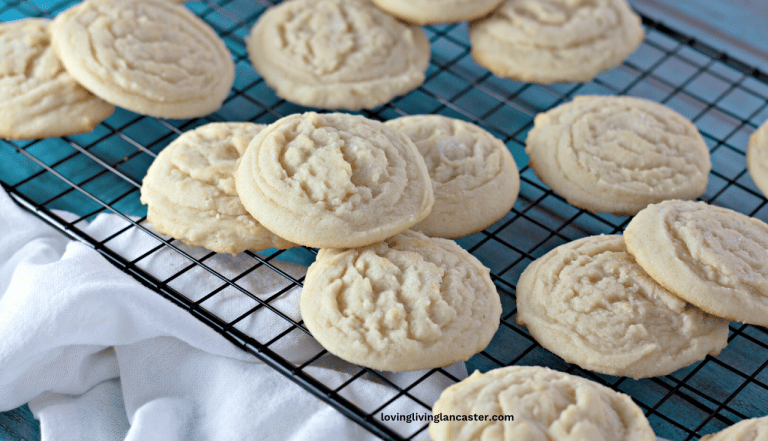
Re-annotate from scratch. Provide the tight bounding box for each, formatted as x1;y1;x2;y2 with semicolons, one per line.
631;0;768;71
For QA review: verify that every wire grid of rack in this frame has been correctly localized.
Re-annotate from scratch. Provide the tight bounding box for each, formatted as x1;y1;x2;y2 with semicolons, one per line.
2;0;768;440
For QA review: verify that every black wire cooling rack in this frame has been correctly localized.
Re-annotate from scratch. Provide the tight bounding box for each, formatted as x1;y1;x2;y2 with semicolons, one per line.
2;1;768;440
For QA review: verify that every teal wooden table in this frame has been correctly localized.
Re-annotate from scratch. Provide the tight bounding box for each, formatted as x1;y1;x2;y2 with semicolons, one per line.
0;406;37;441
631;0;768;72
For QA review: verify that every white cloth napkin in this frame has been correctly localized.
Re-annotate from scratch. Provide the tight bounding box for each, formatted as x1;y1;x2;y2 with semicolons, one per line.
0;189;466;441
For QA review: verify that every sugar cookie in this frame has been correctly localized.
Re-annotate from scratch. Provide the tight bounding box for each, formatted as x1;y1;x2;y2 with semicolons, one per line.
386;115;519;238
300;230;501;372
700;415;768;441
526;95;710;215
140;122;295;254
234;112;434;249
468;0;644;84
430;365;656;441
0;19;114;140
371;0;505;25
747;120;768;197
516;234;728;379
246;0;430;110
50;0;234;119
625;200;768;327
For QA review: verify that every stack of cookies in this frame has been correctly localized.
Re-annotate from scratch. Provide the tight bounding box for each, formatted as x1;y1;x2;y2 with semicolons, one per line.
134;90;523;236
516;199;768;380
624;200;768;329
0;0;235;140
139;122;296;255
0;18;115;140
141;110;524;373
232;112;435;249
429;199;768;439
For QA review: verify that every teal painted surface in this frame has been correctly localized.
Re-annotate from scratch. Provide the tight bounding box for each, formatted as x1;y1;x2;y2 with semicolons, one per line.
657;0;767;48
0;406;39;441
631;0;768;71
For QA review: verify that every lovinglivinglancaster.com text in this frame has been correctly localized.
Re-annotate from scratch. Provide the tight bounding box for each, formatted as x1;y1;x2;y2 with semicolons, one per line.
380;412;514;424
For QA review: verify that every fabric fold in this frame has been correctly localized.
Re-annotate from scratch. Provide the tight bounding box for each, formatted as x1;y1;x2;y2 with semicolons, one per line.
0;190;465;440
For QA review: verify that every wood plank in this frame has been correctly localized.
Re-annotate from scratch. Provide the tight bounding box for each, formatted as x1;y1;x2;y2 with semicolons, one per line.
0;405;40;441
631;0;768;71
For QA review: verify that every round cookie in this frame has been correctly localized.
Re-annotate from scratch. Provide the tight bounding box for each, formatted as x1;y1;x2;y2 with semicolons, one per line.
140;122;295;254
624;199;768;327
0;19;114;140
371;0;505;25
516;234;729;379
526;95;711;215
700;415;768;441
429;365;656;441
468;0;644;84
386;115;519;238
246;0;430;110
747;120;768;197
234;112;434;249
300;229;501;372
50;0;234;119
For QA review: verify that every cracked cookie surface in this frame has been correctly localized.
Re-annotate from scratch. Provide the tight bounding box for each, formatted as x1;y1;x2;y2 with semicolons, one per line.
526;95;710;215
625;200;768;326
50;0;234;118
246;0;430;110
516;234;728;379
430;365;656;441
140;122;295;254
234;112;434;248
468;0;644;84
300;230;501;372
386;115;519;238
0;18;114;139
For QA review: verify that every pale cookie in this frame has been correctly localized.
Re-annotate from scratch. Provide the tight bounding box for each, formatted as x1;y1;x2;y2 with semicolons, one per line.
700;415;768;441
50;0;234;119
429;365;656;441
371;0;506;25
624;199;768;327
140;122;295;254
516;235;728;379
526;95;710;215
747;120;768;197
0;19;114;140
246;0;430;110
386;115;519;238
468;0;644;84
234;112;434;249
300;230;501;372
